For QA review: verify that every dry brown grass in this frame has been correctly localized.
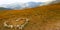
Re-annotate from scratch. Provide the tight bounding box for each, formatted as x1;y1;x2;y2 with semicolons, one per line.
0;3;60;30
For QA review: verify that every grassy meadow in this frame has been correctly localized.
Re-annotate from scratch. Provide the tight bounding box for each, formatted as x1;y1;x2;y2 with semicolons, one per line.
0;3;60;30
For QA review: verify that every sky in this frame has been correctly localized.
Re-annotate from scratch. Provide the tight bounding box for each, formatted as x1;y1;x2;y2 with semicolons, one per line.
0;0;55;5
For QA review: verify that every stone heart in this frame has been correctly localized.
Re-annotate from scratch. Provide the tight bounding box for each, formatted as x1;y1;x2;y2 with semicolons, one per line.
3;18;29;30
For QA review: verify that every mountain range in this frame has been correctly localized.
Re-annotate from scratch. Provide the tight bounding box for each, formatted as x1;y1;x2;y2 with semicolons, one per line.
0;7;12;10
0;2;45;10
0;1;56;10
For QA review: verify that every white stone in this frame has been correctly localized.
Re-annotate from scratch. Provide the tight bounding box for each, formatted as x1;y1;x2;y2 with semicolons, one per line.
4;22;8;26
16;25;20;27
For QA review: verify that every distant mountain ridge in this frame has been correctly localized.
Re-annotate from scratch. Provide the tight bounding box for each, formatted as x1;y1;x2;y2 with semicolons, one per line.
0;2;45;10
0;1;55;10
0;7;12;10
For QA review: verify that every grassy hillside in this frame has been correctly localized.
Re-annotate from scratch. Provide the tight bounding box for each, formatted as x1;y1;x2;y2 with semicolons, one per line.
0;3;60;30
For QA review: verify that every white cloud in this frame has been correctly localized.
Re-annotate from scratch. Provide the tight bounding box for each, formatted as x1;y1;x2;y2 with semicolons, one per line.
0;0;55;5
0;0;56;8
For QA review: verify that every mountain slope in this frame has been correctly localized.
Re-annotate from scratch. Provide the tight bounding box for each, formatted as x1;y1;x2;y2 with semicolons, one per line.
0;3;60;30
